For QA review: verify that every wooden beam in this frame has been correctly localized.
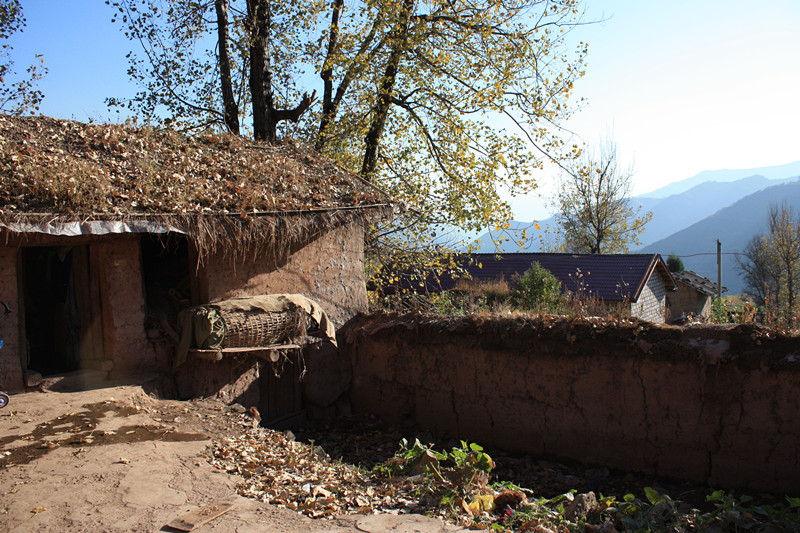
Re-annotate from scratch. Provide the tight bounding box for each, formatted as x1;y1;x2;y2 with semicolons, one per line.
190;350;223;361
189;344;301;362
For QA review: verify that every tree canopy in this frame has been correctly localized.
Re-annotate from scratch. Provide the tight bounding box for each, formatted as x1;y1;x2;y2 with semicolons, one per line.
514;261;562;311
553;138;651;254
0;0;47;115
737;203;800;326
666;253;684;273
107;0;589;273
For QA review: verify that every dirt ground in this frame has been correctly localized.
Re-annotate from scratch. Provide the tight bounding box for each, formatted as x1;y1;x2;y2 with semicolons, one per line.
0;377;462;533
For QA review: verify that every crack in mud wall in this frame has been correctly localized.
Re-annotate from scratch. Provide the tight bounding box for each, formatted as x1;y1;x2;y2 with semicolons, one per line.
344;314;800;493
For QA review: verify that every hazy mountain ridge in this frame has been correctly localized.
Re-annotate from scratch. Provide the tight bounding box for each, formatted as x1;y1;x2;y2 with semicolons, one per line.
639;180;800;294
470;172;799;255
643;160;800;198
634;175;799;246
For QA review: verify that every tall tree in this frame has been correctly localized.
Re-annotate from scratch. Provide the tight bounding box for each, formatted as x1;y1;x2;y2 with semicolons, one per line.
666;253;684;273
0;0;47;115
553;139;651;254
107;0;321;134
215;0;239;134
738;203;800;326
107;0;588;269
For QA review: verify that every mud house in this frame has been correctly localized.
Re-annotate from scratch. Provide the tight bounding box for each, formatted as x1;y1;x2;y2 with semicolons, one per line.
666;270;726;321
0;115;393;408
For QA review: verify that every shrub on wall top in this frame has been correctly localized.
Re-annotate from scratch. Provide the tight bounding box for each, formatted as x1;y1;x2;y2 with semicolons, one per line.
514;262;562;311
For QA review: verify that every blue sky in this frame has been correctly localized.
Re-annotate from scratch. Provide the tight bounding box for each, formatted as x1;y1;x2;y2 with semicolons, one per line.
7;1;800;221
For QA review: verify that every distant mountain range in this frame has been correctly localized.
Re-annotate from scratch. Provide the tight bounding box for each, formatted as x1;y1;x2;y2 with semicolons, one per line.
633;175;799;245
466;161;800;294
639;180;800;294
642;160;800;198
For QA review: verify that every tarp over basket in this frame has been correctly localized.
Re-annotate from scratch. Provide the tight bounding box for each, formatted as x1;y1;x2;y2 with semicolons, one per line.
174;294;337;368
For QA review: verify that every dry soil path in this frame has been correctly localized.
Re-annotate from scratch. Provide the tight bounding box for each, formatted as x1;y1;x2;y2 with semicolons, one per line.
0;384;466;533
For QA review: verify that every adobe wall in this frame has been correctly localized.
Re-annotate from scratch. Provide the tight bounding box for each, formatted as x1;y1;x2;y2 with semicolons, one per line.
344;314;800;494
0;247;22;391
204;222;367;327
176;223;364;408
667;284;711;319
0;236;162;391
93;238;162;377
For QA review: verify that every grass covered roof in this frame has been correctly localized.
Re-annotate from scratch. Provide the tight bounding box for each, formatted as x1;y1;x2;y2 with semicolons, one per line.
0;115;393;254
0;114;389;216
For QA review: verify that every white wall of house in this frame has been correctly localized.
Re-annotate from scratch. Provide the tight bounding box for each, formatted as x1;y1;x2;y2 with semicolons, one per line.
632;274;667;323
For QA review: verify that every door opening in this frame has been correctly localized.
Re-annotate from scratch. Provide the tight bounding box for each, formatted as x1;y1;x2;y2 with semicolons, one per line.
141;235;191;342
23;247;82;375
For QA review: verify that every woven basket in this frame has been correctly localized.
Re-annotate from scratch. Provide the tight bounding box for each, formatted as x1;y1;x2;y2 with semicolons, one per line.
220;308;304;348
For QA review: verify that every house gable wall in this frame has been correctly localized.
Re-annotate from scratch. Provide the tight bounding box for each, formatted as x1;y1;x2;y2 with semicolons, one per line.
667;283;712;319
632;274;667;323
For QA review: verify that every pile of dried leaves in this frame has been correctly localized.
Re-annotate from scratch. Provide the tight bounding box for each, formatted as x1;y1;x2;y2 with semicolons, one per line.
200;409;800;533
207;425;423;520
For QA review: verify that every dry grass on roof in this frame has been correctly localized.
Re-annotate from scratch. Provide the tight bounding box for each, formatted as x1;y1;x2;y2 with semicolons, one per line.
0;114;388;218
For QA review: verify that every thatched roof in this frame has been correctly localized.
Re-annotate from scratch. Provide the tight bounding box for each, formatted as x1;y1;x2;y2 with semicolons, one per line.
0;114;394;253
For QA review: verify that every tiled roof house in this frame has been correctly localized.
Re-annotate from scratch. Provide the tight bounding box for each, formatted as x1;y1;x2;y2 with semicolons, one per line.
405;253;676;323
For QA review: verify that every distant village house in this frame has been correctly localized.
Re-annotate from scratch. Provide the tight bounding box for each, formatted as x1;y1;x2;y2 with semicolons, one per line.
391;253;677;324
666;270;727;321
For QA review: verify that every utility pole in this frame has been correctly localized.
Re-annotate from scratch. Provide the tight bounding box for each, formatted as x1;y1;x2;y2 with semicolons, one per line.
716;239;722;299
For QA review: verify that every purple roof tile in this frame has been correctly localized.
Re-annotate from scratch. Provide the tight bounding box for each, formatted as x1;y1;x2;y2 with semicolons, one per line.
416;253;676;303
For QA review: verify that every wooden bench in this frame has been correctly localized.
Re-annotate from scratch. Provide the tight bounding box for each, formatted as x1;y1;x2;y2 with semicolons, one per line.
189;343;301;362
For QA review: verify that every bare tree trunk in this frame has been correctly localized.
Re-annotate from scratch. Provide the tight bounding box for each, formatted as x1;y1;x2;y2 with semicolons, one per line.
247;0;316;143
215;0;239;135
361;0;414;181
247;0;269;140
317;0;344;150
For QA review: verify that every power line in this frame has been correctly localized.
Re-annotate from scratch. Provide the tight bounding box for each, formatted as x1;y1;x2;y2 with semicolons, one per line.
675;252;744;258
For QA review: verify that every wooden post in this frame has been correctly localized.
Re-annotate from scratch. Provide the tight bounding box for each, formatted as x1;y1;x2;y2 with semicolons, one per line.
716;239;722;299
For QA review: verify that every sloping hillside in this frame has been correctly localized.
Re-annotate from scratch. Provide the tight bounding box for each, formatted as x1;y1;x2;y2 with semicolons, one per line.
634;175;798;246
469;175;797;253
639;181;800;294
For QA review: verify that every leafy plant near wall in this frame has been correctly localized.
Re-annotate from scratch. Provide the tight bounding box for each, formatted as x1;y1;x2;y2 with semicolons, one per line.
708;297;728;323
371;439;800;532
513;262;563;312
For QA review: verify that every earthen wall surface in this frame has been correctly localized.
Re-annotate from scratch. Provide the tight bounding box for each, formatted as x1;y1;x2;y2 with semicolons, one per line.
94;238;162;377
175;223;365;406
344;314;800;493
204;223;367;327
0;247;22;391
667;283;712;319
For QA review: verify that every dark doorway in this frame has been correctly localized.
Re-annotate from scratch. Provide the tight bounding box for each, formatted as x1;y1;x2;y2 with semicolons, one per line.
260;350;305;429
23;247;83;375
141;235;191;341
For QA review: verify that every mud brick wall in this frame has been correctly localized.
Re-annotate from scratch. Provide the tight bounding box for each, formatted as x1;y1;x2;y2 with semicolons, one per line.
203;222;367;328
344;314;800;494
93;238;161;377
177;223;365;404
0;247;22;390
